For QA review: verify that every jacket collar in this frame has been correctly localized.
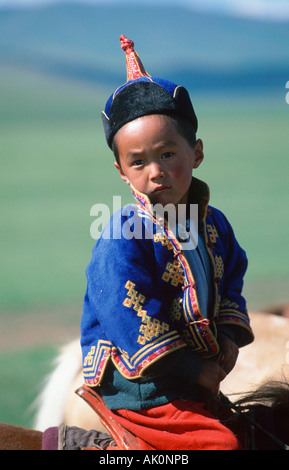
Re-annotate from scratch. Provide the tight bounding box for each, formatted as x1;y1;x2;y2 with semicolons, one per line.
130;177;210;220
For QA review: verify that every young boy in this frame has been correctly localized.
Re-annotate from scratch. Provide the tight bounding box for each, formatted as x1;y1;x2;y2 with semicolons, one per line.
80;35;254;450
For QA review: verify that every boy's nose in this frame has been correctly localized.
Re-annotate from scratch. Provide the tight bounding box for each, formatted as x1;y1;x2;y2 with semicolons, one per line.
149;162;165;180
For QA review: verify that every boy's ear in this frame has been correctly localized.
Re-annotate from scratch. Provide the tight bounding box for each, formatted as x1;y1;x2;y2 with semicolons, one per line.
114;161;131;185
193;139;204;169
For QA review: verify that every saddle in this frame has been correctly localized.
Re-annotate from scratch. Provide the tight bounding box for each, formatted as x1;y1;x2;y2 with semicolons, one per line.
75;385;288;451
76;385;142;450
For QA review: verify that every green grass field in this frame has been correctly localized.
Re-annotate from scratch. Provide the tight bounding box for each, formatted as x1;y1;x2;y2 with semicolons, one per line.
1;64;289;428
0;345;56;428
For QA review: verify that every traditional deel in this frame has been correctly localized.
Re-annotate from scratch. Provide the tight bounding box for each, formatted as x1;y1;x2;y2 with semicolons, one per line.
81;178;254;386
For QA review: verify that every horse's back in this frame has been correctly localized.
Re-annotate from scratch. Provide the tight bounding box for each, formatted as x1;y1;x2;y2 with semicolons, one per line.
221;312;289;398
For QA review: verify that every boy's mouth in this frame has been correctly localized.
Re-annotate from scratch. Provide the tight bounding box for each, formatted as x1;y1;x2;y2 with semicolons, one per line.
153;185;170;193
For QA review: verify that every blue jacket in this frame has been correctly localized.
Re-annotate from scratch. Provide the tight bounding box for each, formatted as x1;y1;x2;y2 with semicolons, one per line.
81;177;254;387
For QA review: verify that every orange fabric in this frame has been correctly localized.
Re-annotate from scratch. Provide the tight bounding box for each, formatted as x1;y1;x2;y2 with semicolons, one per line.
109;400;241;450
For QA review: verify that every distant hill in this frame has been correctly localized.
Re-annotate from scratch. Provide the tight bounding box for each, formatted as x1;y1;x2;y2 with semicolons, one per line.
0;2;288;92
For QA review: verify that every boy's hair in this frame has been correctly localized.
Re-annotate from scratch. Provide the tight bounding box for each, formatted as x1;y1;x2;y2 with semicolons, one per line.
112;114;197;166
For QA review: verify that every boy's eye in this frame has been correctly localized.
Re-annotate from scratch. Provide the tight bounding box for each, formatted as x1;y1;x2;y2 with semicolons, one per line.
132;159;144;167
161;152;174;159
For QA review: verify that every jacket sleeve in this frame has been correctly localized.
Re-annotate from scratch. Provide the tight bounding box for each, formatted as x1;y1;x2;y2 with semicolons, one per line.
81;209;186;385
211;209;254;348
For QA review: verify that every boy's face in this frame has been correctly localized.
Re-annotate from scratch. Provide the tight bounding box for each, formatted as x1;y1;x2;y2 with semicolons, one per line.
114;114;204;208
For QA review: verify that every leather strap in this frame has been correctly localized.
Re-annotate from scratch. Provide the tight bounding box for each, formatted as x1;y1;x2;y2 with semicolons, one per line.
76;385;142;450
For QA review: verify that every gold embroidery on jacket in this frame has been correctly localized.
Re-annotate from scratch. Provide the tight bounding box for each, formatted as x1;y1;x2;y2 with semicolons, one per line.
214;255;224;280
153;232;173;250
123;280;146;312
207;224;219;243
182;329;195;347
137;314;169;345
169;297;183;322
123;280;170;346
220;298;240;309
162;260;185;287
83;346;96;367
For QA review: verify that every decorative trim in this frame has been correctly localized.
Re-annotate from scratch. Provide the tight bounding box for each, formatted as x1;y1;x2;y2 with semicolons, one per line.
112;335;185;379
83;341;112;385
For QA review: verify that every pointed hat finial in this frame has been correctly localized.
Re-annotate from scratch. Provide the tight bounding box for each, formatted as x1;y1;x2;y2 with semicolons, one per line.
119;35;150;82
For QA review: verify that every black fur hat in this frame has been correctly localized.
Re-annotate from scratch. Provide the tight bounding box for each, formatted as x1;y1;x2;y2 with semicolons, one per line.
102;35;198;148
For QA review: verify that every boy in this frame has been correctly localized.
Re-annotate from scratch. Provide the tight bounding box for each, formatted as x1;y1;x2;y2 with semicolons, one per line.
80;36;254;450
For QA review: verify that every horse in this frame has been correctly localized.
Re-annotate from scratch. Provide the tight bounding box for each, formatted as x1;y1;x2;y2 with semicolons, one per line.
1;311;288;450
1;379;289;450
221;311;289;399
33;311;289;432
0;422;42;450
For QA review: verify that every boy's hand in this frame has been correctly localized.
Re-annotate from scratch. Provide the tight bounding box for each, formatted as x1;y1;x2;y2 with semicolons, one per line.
218;333;239;375
196;360;226;397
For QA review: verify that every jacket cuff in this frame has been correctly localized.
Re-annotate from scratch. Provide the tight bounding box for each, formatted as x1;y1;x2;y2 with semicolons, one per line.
217;323;254;348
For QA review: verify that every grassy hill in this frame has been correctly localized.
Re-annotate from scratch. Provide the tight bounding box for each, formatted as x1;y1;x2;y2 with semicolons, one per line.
0;3;288;92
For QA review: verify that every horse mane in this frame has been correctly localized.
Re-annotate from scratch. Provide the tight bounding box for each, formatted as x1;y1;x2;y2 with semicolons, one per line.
233;379;289;408
233;380;289;447
211;380;288;450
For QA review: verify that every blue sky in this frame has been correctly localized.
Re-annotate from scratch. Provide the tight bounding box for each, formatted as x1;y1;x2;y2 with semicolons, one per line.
0;0;289;21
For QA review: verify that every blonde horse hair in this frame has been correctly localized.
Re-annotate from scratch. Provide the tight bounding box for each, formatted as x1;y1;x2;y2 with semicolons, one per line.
33;312;289;432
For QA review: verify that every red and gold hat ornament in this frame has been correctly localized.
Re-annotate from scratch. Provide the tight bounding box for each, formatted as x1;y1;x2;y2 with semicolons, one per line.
119;34;151;81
